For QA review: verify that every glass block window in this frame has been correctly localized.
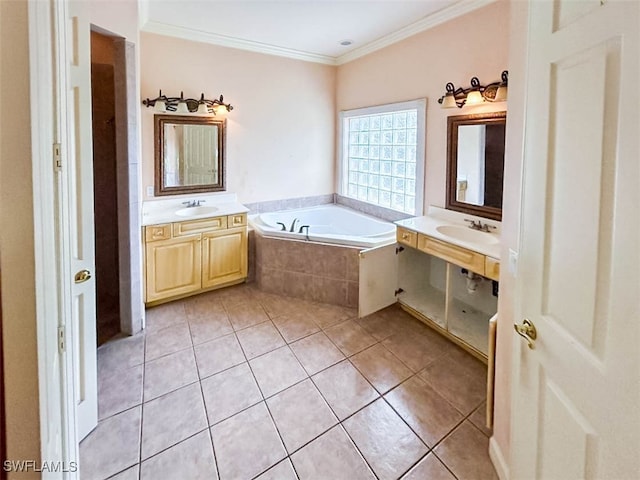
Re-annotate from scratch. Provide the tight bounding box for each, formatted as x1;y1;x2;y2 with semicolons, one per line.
340;99;426;215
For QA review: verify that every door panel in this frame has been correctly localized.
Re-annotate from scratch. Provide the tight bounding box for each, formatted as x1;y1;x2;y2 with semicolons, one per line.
358;243;398;318
202;227;247;289
146;235;202;301
67;0;97;441
512;1;639;478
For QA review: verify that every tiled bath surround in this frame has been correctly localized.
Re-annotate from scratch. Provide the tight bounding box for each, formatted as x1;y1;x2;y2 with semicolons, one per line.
254;234;360;308
247;193;408;307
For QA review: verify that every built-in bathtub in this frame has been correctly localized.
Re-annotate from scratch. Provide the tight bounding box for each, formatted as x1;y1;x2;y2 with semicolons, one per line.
250;204;397;308
250;204;396;248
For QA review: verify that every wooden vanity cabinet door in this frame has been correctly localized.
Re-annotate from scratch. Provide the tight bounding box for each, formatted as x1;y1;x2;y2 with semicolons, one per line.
202;227;248;289
145;234;202;302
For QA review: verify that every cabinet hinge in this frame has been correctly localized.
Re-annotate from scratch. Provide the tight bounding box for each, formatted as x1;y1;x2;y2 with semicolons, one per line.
395;246;405;254
58;325;66;353
53;143;62;171
394;288;404;296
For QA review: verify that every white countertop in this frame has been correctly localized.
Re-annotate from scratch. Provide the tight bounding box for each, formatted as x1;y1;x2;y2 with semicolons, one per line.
142;193;249;226
395;206;501;260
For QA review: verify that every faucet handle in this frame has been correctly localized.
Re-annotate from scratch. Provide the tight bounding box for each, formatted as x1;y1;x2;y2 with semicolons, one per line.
182;201;192;206
195;199;206;206
464;218;479;229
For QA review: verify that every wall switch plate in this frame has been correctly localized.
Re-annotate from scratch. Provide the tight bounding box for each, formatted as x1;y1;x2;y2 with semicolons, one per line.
146;186;154;197
508;249;518;276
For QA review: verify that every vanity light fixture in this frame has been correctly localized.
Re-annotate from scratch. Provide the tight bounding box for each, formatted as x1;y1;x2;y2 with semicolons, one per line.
142;90;234;114
438;70;508;109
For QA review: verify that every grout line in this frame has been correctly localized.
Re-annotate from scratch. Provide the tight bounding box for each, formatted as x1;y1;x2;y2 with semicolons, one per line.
137;332;147;478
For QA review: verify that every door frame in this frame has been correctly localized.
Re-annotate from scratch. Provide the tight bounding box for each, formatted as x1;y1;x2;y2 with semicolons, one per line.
29;0;79;474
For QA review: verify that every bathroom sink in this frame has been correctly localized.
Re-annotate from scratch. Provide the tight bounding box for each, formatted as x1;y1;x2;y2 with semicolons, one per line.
175;206;219;217
436;225;499;245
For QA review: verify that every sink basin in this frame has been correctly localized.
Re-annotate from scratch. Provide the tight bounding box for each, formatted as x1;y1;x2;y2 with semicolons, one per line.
175;206;219;217
436;225;499;245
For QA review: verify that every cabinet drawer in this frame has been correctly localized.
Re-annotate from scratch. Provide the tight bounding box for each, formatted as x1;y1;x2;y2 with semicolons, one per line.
173;216;227;236
485;257;500;281
145;224;172;242
397;227;418;248
418;234;485;275
228;213;247;228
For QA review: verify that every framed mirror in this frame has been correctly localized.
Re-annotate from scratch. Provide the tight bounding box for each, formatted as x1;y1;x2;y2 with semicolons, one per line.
446;111;506;221
154;115;226;196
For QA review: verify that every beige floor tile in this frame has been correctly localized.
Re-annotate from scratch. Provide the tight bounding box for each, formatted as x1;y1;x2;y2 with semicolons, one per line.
435;421;498;480
236;321;286;359
215;284;256;309
145;301;187;333
312;360;378;420
98;364;143;420
291;426;375;480
109;466;139;480
143;348;198;401
79;406;141;480
402;453;456;480
201;363;263;425
350;344;413;394
356;310;405;341
226;300;270;330
98;333;144;377
255;291;313;318
141;383;208;459
255;459;297;480
194;333;246;378
290;331;345;376
385;376;463;447
419;351;487;415
324;319;378;356
469;401;492;437
272;312;320;343
140;431;216;480
381;329;448;372
250;346;308;397
211;402;287;480
311;303;356;329
343;399;428;480
145;323;192;362
266;379;338;453
186;299;234;345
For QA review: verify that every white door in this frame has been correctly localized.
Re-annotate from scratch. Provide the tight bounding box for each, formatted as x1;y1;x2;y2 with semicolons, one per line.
63;0;98;440
511;1;639;479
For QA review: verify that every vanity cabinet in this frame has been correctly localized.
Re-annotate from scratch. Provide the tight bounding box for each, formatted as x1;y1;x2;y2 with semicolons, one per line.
144;213;247;305
394;226;499;359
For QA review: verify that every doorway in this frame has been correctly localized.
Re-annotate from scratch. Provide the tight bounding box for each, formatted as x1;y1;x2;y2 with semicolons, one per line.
91;31;120;344
89;27;143;344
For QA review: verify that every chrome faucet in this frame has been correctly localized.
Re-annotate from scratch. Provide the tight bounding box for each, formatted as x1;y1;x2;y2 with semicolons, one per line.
182;199;206;208
464;218;496;233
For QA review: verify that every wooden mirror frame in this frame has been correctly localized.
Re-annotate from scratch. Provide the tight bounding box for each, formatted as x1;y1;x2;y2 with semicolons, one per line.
446;111;506;221
154;114;226;196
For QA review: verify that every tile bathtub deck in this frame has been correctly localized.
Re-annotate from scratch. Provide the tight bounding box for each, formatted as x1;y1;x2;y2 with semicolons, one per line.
82;284;497;480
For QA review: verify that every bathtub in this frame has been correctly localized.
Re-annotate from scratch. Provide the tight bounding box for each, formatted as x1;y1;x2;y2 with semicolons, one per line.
249;204;396;248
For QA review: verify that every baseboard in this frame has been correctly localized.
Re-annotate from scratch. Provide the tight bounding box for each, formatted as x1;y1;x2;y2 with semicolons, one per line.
489;436;509;480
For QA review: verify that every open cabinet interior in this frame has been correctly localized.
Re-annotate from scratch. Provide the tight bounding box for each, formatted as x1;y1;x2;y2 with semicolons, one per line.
359;243;497;359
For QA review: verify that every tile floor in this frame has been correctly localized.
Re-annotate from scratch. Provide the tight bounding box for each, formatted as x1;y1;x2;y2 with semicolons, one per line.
81;284;497;480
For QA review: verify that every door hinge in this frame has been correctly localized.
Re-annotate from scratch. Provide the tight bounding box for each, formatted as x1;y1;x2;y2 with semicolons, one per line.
394;288;404;296
53;143;62;171
395;246;405;254
58;325;66;353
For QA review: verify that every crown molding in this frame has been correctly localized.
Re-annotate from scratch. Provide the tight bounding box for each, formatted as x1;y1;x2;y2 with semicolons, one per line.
142;21;337;65
335;0;498;65
141;0;498;67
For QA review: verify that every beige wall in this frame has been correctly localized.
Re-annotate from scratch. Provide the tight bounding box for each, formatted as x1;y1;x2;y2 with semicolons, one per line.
0;0;41;474
140;33;337;203
336;1;510;213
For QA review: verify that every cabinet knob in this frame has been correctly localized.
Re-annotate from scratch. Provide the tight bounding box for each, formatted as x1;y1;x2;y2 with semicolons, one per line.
402;233;410;240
